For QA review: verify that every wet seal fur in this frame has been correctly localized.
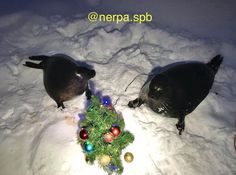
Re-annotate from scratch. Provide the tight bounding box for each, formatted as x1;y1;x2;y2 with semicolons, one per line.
24;54;96;108
128;55;223;135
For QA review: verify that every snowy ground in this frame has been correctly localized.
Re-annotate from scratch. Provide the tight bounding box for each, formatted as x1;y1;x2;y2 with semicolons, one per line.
0;7;236;175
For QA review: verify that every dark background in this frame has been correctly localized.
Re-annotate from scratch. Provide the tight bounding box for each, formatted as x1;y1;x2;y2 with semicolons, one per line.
0;0;236;43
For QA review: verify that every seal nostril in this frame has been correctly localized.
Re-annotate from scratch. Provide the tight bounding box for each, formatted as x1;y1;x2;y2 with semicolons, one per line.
89;69;96;78
92;70;96;77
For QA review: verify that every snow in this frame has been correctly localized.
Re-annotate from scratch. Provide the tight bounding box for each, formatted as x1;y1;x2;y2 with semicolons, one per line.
0;1;236;175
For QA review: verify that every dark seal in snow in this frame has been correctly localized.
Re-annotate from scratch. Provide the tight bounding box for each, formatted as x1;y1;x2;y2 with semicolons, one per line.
128;55;223;135
24;54;96;108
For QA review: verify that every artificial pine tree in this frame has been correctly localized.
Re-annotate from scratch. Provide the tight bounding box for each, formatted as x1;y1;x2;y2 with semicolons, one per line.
77;95;135;174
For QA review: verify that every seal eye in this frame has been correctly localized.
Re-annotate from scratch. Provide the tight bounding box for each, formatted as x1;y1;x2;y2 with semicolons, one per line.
75;72;82;78
148;85;163;99
154;86;162;92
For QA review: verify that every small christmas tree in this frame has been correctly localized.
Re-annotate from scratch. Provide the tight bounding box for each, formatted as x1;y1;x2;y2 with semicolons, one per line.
77;95;135;174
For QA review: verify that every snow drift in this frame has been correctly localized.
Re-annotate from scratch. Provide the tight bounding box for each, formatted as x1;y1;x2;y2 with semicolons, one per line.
0;9;235;175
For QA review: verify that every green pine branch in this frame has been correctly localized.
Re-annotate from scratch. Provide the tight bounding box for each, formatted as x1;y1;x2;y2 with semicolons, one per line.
78;96;135;174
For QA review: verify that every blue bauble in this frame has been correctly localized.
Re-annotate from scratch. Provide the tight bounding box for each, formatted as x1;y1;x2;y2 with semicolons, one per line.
78;113;85;120
102;96;112;106
84;142;94;153
108;163;118;171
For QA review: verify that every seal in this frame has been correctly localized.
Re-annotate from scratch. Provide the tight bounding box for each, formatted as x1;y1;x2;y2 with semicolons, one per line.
128;55;223;135
23;54;96;108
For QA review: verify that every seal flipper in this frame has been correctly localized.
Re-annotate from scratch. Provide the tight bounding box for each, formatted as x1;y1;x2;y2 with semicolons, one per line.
29;55;49;61
128;98;144;108
206;55;223;73
176;114;185;135
56;101;65;109
24;55;48;69
23;61;43;69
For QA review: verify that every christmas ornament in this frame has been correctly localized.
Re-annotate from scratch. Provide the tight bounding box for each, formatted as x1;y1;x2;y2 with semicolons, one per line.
79;128;89;140
106;104;115;111
108;163;118;171
84;142;94;153
124;152;134;163
110;126;121;137
104;132;114;143
99;155;111;166
78;113;86;120
102;96;111;106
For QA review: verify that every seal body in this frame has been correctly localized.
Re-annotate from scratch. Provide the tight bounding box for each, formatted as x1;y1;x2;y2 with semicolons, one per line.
128;55;223;135
24;54;96;108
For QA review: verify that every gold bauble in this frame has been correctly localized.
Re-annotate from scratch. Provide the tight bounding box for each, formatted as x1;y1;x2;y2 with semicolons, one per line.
99;155;111;166
124;152;134;163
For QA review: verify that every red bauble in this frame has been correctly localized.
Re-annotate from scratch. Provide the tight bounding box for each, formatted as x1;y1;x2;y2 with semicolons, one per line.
106;105;115;111
110;126;121;137
104;132;114;143
79;129;89;140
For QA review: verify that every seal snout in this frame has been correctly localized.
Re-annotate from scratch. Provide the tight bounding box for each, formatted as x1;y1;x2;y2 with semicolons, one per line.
128;98;144;108
76;66;96;79
89;69;96;79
